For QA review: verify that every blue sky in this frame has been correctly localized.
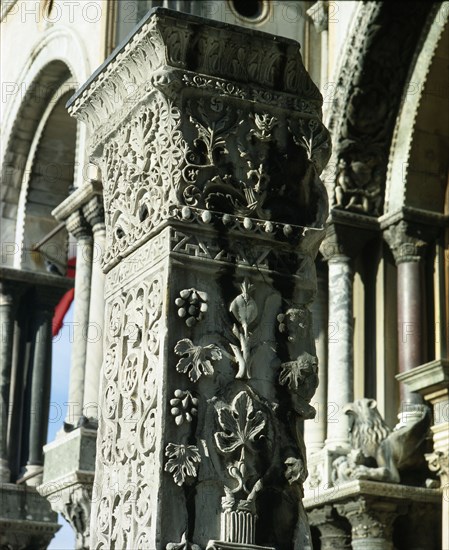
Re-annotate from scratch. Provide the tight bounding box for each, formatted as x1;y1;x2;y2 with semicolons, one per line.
47;303;76;550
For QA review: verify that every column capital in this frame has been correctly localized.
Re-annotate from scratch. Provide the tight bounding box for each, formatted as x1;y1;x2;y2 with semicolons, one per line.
66;210;92;241
307;1;329;33
383;219;430;264
426;450;449;480
83;195;105;231
335;497;404;544
320;211;378;261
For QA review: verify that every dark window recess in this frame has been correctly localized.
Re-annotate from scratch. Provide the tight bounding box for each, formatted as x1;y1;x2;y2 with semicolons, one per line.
230;0;264;20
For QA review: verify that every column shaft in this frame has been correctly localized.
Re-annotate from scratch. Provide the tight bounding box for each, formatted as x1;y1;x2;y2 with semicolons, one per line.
83;224;106;419
27;308;53;476
305;267;328;453
0;283;15;482
66;235;93;425
397;260;424;404
326;256;354;449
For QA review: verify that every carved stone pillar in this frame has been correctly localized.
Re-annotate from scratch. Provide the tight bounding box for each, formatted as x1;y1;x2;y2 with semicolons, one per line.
82;194;106;420
383;219;428;425
68;9;331;549
336;498;403;550
65;211;93;426
308;505;350;550
0;281;17;482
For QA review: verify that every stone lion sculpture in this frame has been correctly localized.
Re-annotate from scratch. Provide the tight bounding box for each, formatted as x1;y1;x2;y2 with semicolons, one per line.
332;398;431;484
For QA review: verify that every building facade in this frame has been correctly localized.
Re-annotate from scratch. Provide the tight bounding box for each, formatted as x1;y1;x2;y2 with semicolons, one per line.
0;1;447;549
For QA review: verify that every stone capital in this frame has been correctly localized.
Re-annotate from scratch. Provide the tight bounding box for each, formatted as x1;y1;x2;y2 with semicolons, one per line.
66;210;92;241
307;1;329;33
320;211;378;261
308;505;351;549
426;450;449;480
82;195;105;231
383;219;429;264
335;497;404;544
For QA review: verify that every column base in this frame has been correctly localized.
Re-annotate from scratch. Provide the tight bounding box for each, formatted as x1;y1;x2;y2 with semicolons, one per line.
0;482;60;549
20;464;44;486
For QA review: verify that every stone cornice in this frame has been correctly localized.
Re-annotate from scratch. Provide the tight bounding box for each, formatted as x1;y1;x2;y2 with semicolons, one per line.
0;266;73;292
380;207;449;231
52;179;103;222
396;359;449;394
303;479;441;509
67;8;325;152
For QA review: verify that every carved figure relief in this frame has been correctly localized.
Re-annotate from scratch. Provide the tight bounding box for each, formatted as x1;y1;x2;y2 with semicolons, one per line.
228;279;258;379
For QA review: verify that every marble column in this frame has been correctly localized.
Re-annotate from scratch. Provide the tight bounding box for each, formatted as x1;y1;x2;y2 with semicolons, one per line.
65;211;93;426
24;298;53;486
67;9;331;549
324;252;354;450
384;220;427;424
305;262;328;454
0;281;16;482
82;195;106;420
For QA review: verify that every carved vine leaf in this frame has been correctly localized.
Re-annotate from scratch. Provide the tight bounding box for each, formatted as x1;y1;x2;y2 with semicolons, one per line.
228;279;258;379
166;531;202;550
279;351;318;391
164;443;201;486
215;392;265;455
174;339;222;382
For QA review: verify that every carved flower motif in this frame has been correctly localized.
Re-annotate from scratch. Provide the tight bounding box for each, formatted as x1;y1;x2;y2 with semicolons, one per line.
174;339;222;382
164;443;201;486
170;389;198;425
166;531;202;550
279;352;318;391
215;392;265;455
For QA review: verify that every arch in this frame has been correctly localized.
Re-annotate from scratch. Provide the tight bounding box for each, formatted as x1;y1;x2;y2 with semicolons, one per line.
1;27;90;266
323;2;436;217
385;6;449;214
